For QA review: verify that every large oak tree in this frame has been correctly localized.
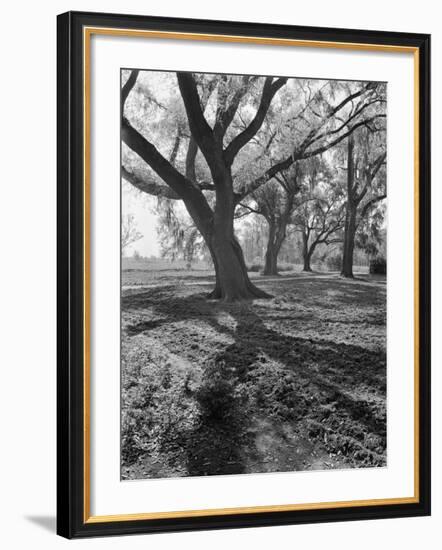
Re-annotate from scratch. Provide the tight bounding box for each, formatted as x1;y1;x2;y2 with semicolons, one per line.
122;70;385;300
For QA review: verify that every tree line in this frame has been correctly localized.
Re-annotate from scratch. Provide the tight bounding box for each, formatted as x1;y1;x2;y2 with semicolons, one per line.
122;70;386;300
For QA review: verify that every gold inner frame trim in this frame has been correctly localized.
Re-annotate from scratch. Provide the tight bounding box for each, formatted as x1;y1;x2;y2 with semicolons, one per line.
83;26;420;524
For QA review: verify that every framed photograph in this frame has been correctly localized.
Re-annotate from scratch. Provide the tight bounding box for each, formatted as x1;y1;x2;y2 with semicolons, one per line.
57;11;431;539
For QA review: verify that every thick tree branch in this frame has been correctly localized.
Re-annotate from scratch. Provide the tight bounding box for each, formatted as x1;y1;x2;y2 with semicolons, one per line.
122;117;214;233
185;138;199;181
177;72;219;166
121;70;210;205
236;155;295;201
327;83;375;120
300;115;386;159
122;70;139;107
224;77;288;166
213;75;252;141
298;84;373;149
236;113;384;202
359;194;386;221
185;77;217;182
357;150;387;201
302;100;383;153
122;118;189;195
122;165;180;199
370;152;387;180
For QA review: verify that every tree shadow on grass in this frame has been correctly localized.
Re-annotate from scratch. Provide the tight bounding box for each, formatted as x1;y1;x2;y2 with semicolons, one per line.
227;307;385;410
124;284;386;401
122;278;386;474
183;305;385;474
184;351;252;476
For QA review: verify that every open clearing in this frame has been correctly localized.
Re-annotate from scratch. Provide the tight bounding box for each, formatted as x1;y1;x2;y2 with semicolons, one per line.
121;264;386;480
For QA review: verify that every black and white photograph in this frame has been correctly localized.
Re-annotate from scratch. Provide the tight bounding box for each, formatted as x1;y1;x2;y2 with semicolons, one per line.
120;68;387;480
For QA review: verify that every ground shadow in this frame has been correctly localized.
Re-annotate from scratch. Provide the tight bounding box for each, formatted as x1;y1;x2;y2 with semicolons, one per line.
184;349;252;476
25;515;56;533
122;274;386;476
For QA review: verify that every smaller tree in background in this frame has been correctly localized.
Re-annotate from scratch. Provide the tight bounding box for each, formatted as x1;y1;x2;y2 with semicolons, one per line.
356;203;387;275
237;214;268;266
290;157;344;272
122;214;143;256
292;194;345;272
340;129;386;278
241;164;301;276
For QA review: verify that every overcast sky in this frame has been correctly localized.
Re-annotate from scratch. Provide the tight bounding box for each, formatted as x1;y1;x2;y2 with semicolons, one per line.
122;181;160;257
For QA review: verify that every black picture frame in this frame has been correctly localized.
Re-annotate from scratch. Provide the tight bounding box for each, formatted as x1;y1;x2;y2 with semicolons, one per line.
57;10;431;539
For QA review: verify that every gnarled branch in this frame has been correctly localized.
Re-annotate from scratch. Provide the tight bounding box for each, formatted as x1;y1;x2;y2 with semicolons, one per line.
122;165;180;199
122;70;139;107
177;72;219;166
224;77;287;166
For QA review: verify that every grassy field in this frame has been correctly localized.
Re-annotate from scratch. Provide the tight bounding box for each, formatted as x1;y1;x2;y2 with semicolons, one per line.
121;259;386;480
122;257;369;286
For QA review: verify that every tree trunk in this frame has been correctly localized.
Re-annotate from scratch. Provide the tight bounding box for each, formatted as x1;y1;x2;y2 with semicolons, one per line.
341;204;357;278
262;212;290;276
263;245;279;276
203;182;271;301
263;221;279;276
341;135;358;279
303;253;313;272
205;243;222;299
302;233;313;272
207;234;271;301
